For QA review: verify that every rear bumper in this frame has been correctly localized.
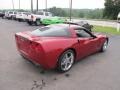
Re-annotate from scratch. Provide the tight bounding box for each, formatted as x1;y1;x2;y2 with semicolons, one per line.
18;49;54;70
15;34;57;70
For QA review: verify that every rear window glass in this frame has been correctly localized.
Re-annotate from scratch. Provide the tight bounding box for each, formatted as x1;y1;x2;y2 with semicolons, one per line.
9;12;13;14
14;12;17;14
31;26;70;37
45;12;49;16
24;12;31;15
18;12;21;14
36;12;44;15
23;12;27;14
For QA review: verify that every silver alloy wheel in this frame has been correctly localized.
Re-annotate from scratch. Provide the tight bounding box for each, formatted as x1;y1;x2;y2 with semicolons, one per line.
103;41;108;51
61;52;74;71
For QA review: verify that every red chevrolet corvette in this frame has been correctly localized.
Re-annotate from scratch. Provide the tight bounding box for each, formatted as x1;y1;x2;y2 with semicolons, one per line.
15;24;108;72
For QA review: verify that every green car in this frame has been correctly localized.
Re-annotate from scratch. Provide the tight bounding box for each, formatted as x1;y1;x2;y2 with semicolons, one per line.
41;17;65;25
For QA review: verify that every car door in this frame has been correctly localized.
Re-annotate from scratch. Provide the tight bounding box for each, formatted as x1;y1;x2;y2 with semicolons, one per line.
75;28;99;59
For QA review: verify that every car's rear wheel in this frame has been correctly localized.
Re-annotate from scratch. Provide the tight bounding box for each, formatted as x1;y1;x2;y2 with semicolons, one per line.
11;16;13;20
27;21;33;25
57;50;75;72
100;40;108;52
18;19;21;22
35;19;41;26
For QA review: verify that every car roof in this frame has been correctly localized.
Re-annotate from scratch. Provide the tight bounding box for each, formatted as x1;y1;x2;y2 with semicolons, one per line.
48;24;85;30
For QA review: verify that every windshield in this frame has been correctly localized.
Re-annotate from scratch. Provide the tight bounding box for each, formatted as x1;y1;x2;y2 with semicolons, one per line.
31;26;70;37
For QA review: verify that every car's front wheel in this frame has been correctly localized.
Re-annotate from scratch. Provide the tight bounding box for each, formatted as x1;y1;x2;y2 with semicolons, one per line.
35;19;41;26
100;40;108;52
57;50;75;72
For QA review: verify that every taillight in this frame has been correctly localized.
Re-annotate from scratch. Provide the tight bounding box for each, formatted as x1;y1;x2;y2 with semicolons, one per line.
30;42;41;53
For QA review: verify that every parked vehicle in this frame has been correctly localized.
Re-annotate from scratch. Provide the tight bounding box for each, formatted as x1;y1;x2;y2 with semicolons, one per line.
0;11;5;18
16;12;31;22
65;21;93;32
117;12;120;23
15;24;108;72
5;11;17;19
41;17;65;25
26;11;52;26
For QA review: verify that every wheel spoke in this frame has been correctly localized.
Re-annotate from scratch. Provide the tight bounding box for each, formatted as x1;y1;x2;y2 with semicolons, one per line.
65;54;69;59
61;60;66;65
103;41;108;50
64;63;68;70
60;51;74;71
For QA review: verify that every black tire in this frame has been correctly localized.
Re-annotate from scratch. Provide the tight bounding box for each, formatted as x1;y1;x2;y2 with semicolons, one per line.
11;16;14;20
57;50;75;72
2;16;4;19
100;40;108;52
27;21;33;25
18;19;22;22
35;19;41;26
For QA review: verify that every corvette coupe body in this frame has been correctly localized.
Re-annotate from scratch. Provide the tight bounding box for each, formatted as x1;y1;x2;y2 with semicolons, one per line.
15;24;108;72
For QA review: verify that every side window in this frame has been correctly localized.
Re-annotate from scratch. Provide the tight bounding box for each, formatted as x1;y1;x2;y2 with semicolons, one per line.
38;12;44;15
45;12;49;16
14;12;17;14
75;28;91;38
9;12;13;14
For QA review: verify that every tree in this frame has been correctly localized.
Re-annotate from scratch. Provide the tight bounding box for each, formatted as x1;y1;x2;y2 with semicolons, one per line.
79;12;84;18
103;0;120;19
48;7;103;19
48;7;67;17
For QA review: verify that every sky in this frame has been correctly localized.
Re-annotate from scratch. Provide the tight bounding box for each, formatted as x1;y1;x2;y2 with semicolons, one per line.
0;0;105;10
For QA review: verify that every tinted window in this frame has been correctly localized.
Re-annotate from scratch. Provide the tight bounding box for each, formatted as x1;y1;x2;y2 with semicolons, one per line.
36;12;44;15
24;12;31;15
75;28;91;38
14;12;17;14
45;12;49;16
9;12;13;14
18;12;21;14
23;12;28;14
31;26;70;37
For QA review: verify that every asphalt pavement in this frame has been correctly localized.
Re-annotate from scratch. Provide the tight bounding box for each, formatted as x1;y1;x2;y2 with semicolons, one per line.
0;18;120;90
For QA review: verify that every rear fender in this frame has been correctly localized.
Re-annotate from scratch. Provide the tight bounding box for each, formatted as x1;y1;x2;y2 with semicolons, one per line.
41;39;78;69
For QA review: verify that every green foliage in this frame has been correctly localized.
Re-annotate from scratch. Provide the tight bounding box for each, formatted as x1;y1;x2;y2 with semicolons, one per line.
82;9;103;19
103;0;120;20
93;25;120;35
79;12;84;18
48;7;103;19
48;7;67;17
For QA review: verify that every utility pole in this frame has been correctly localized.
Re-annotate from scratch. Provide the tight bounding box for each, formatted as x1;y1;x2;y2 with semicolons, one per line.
45;0;47;11
31;0;33;12
19;0;20;10
69;0;72;21
12;0;14;10
36;0;38;11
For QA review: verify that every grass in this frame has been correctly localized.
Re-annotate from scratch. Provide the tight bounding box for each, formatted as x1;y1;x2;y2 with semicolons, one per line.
93;25;120;35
